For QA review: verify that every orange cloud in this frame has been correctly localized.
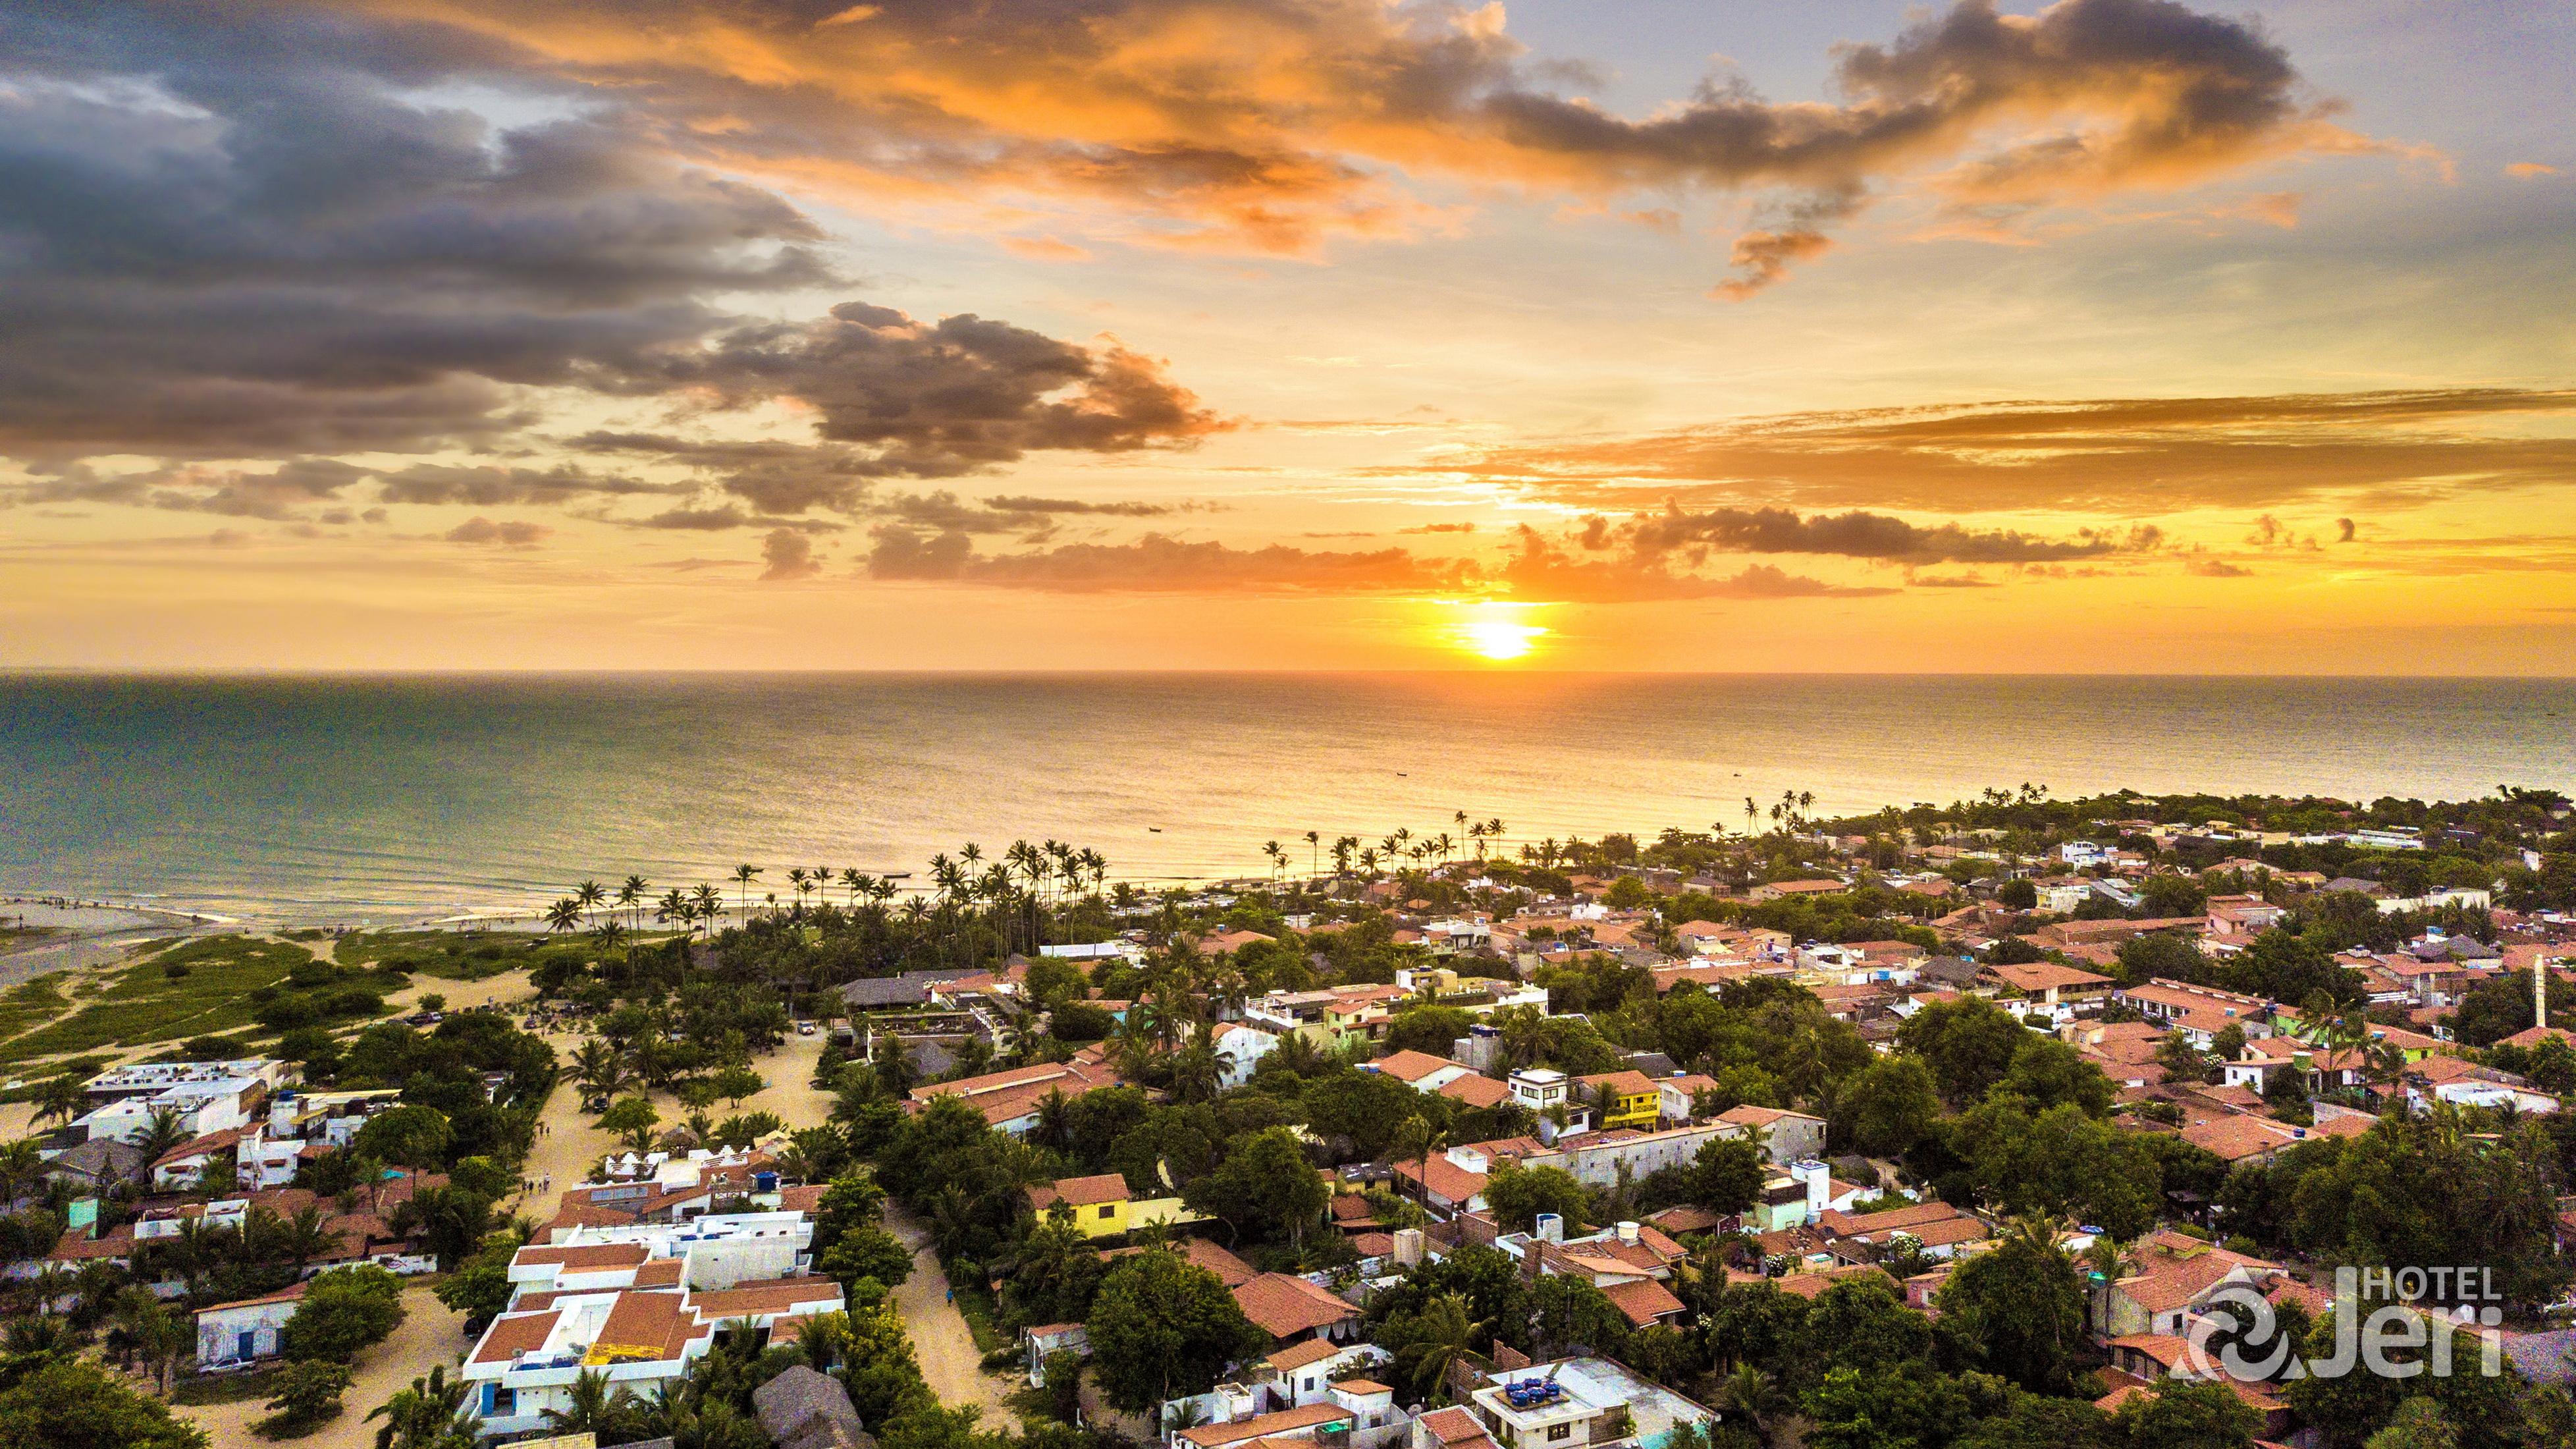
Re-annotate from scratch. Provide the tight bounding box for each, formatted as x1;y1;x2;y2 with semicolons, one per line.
1414;388;2576;515
355;0;2404;282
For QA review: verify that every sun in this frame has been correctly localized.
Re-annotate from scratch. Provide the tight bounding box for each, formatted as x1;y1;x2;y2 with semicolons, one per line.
1444;601;1547;662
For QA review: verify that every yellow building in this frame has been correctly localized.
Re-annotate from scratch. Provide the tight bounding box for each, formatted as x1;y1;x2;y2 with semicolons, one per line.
1027;1174;1203;1238
1579;1070;1661;1131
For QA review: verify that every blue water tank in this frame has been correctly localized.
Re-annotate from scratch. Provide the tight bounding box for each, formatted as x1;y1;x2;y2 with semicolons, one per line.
753;1170;780;1192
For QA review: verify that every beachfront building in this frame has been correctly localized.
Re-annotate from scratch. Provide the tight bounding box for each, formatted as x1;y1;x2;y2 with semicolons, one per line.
76;1058;289;1144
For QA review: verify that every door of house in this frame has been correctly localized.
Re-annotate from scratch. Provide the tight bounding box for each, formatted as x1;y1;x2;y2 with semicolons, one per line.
238;1330;258;1360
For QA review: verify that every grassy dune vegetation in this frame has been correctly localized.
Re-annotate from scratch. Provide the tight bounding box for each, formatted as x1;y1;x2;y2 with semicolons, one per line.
0;936;315;1064
332;928;564;981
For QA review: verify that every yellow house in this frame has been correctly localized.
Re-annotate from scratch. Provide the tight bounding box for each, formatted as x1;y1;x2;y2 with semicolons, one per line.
1579;1070;1661;1131
1027;1174;1204;1239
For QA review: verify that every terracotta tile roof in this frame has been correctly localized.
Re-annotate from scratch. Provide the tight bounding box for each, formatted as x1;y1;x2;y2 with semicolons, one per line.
689;1278;845;1320
595;1288;693;1361
472;1310;562;1365
1390;1154;1488;1207
1266;1337;1345;1372
1437;1074;1511;1109
634;1258;686;1288
2180;1114;2304;1163
1984;962;2114;993
1418;1408;1486;1445
1179;1403;1349;1448
152;1126;250;1168
1231;1273;1359;1341
1579;1070;1658;1097
518;1242;653;1272
1372;1050;1459;1083
1599;1276;1686;1326
1029;1173;1131;1210
1099;1237;1259;1287
198;1280;310;1315
1648;1205;1722;1234
1772;1265;1892;1299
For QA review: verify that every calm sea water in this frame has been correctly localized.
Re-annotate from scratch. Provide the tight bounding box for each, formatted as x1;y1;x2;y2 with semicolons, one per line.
3;673;2573;923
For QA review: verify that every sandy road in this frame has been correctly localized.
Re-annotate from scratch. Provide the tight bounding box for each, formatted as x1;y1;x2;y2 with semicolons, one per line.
883;1197;1024;1432
172;1282;468;1449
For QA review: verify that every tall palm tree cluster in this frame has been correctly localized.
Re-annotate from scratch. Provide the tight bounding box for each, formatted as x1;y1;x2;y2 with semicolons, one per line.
1264;813;1509;889
537;838;1116;970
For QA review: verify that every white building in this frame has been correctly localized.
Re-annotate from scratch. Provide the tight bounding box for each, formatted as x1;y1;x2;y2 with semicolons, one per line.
78;1059;287;1145
1467;1359;1717;1449
1214;1023;1279;1088
463;1214;840;1435
196;1282;308;1369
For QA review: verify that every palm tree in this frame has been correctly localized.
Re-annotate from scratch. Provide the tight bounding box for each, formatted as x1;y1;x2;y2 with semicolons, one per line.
618;875;647;929
544;1367;627;1436
282;1203;343;1273
1717;1365;1781;1446
34;1074;88;1130
691;881;724;933
134;1105;192;1172
0;1137;39;1205
1393;1115;1447;1213
591;919;628;957
732;865;761;926
841;868;868;910
544;898;582;935
367;1365;482;1449
1393;1290;1481;1402
2081;1232;2132;1331
115;1288;190;1398
1263;840;1285;886
575;879;606;923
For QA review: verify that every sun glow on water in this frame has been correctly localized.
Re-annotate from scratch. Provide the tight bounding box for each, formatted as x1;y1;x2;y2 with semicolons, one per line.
1445;601;1547;662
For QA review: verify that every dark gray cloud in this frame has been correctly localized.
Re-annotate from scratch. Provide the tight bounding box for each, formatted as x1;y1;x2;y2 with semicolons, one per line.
760;528;819;581
0;4;827;459
444;516;550;547
1615;505;2133;564
629;304;1223;481
855;519;1885;602
982;495;1179;517
0;3;1221;500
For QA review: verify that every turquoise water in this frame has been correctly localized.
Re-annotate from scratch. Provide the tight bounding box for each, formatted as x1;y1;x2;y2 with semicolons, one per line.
3;673;2572;921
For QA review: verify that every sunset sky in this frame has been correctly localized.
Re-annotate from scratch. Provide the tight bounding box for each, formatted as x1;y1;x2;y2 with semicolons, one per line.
2;0;2571;672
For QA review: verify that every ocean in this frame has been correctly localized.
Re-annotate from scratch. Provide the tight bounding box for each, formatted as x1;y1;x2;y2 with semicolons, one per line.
3;673;2573;923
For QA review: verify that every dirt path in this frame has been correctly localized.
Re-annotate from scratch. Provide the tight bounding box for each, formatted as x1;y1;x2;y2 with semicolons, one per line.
173;1282;467;1449
509;1024;628;1220
883;1198;1023;1431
